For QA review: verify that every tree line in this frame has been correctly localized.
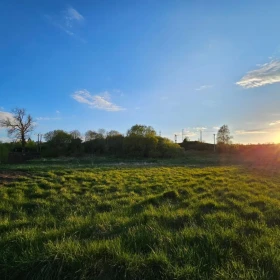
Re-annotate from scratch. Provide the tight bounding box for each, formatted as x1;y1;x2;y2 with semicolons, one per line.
0;108;185;159
39;125;184;158
0;108;235;161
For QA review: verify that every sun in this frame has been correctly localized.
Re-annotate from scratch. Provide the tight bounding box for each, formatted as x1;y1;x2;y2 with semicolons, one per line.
273;133;280;144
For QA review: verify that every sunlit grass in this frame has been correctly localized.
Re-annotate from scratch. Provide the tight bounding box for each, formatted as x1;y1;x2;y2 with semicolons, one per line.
0;164;280;279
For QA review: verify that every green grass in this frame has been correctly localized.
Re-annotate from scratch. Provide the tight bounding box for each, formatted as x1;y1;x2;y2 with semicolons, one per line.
1;162;280;279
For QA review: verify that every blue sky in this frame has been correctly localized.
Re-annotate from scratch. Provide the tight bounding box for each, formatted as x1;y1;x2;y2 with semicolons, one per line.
1;0;280;144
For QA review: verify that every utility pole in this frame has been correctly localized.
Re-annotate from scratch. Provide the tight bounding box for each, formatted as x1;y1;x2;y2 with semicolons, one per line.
182;129;184;142
159;131;161;137
37;134;40;152
40;134;43;153
213;134;216;152
200;130;202;142
175;134;177;143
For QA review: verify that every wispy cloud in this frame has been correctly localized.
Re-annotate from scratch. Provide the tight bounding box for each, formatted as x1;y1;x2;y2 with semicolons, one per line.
64;7;84;26
236;59;280;88
193;127;207;131
269;120;280;126
36;117;61;121
46;6;85;42
235;129;269;135
184;131;197;137
72;90;125;112
195;85;213;91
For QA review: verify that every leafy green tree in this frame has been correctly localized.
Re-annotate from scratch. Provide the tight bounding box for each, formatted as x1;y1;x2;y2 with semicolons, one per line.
98;129;106;138
127;124;156;137
124;125;158;157
217;125;233;145
44;130;73;157
26;139;38;152
44;130;72;143
107;130;122;137
106;134;124;155
85;130;98;141
70;130;82;140
85;130;105;141
157;137;184;157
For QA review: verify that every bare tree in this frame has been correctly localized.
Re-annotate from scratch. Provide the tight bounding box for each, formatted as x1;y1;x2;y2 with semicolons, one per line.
0;108;34;152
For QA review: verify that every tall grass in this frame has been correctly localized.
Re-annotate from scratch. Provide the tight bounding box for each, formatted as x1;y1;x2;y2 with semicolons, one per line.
1;164;280;279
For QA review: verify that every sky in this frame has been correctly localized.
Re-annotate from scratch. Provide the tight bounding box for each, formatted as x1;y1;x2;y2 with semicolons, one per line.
1;0;280;144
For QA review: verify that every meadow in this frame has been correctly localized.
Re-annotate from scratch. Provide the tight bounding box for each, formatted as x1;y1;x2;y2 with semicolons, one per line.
1;158;280;279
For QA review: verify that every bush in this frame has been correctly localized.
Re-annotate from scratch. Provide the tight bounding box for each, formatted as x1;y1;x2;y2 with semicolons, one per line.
0;143;9;163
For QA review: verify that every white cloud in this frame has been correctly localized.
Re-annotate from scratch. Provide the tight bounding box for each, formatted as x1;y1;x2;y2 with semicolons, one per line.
56;110;60;114
236;59;280;88
0;111;13;121
269;120;280;126
195;85;213;91
235;129;268;135
72;90;125;112
213;126;220;130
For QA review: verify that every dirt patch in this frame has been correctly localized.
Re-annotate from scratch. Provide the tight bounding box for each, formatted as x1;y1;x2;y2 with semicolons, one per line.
0;171;31;183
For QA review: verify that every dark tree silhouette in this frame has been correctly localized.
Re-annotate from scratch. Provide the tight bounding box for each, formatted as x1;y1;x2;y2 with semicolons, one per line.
70;130;82;140
217;125;232;144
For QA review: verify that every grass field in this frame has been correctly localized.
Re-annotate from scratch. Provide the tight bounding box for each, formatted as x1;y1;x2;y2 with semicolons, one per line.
1;159;280;279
